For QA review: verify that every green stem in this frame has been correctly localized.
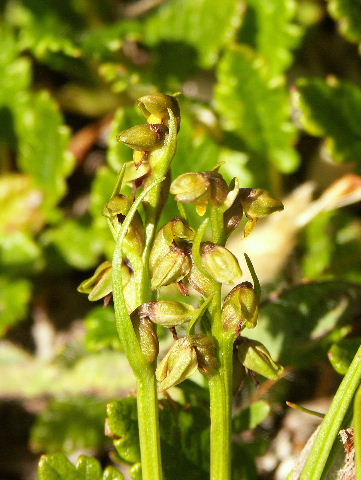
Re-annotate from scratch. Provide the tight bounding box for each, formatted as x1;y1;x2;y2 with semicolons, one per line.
300;344;361;479
209;334;234;480
355;385;361;480
207;203;233;480
112;178;165;480
137;371;163;480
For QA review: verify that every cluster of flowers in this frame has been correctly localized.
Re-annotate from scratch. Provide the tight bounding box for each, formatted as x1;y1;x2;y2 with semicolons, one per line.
78;93;284;392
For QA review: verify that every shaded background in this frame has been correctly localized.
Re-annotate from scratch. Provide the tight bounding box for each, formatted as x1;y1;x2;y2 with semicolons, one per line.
0;0;361;478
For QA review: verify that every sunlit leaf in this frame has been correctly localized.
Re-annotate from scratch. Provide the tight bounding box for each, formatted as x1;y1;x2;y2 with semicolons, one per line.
246;281;361;365
0;277;32;337
215;45;299;180
233;400;271;433
144;0;243;69
45;220;104;270
14;91;75;210
328;337;361;375
328;0;361;47
106;398;140;464
30;398;107;454
38;453;78;480
239;0;302;74
294;77;361;166
85;306;121;352
75;456;102;480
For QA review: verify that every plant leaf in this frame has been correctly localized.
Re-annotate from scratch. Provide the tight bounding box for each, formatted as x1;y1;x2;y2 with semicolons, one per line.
215;45;299;179
233;400;271;433
14;91;75;211
328;0;361;47
106;398;141;464
76;456;102;480
0;277;32;337
245;281;361;365
143;0;243;68
328;337;361;375
294;77;361;166
30;398;107;454
239;0;302;75
85;307;121;352
38;452;79;480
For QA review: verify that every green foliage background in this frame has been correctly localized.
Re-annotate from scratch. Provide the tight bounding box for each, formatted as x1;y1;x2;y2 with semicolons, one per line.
0;0;360;478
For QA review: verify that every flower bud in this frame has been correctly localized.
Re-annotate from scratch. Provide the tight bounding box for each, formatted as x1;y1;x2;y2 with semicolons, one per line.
222;282;259;332
104;195;145;255
137;300;196;327
240;188;284;218
123;160;150;183
150;218;194;269
170;172;209;204
131;314;159;363
200;242;242;284
122;264;137;312
156;337;198;391
103;194;132;220
237;339;283;380
77;261;112;301
151;246;192;290
188;262;215;298
170;171;229;216
224;189;243;233
189;334;218;375
117;124;168;151
137;93;180;130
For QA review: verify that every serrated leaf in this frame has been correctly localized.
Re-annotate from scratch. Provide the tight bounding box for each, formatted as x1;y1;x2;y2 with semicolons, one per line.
7;0;81;59
302;211;335;279
328;337;361;375
160;401;210;478
143;0;243;69
38;453;79;480
106;398;140;464
245;281;361;365
215;45;299;178
0;26;31;104
76;456;102;480
45;219;104;270
85;306;121;352
103;466;125;480
0;173;44;234
30;398;107;454
233;400;271;433
240;0;302;75
14;91;75;210
106;398;210;478
0;277;32;336
0;231;43;272
294;78;361;166
328;0;361;46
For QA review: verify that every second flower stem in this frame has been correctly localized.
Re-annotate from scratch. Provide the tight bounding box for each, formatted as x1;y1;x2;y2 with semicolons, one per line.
137;370;163;480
